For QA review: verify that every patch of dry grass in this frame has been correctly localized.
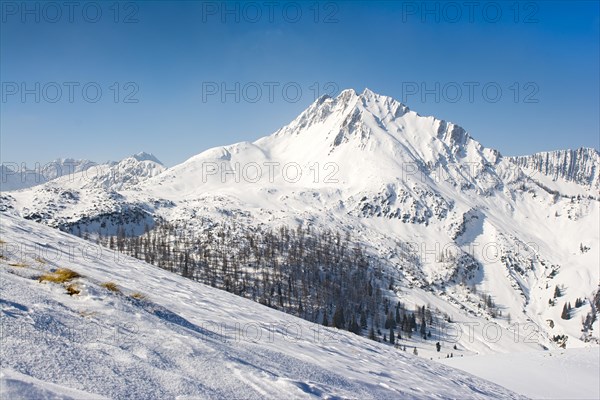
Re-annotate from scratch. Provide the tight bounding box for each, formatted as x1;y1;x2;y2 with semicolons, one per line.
39;268;81;284
65;284;81;296
8;262;29;268
101;282;120;293
130;292;147;301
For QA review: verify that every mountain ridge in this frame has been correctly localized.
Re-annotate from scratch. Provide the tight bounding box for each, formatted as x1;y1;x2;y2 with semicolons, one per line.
508;147;599;190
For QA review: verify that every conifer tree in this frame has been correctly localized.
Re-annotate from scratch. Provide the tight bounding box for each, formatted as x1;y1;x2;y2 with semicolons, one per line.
349;315;361;335
333;307;345;329
369;326;376;341
554;285;561;298
360;310;368;329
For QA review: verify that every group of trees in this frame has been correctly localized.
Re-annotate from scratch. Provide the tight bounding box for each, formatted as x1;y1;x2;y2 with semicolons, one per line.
552;283;598;339
582;287;599;338
98;221;407;336
554;285;562;299
372;301;443;344
96;220;453;344
549;285;563;307
473;291;503;319
561;298;586;320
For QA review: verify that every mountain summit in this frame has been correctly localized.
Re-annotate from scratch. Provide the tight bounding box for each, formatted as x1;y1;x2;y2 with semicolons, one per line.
150;88;503;202
132;151;164;165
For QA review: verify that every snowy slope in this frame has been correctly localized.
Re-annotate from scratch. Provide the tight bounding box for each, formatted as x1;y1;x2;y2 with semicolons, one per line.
3;89;599;356
1;369;107;400
0;212;525;399
441;348;600;400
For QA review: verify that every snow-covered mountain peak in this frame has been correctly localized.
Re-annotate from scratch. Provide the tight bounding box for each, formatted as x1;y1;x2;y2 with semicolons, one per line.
337;87;359;101
125;89;512;222
357;87;409;111
131;151;164;165
80;153;166;191
360;87;376;97
281;88;491;169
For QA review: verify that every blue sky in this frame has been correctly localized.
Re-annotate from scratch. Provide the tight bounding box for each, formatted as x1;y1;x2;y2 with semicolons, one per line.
1;1;598;167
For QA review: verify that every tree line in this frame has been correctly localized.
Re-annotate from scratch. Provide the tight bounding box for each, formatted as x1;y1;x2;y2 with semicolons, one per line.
95;221;448;341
